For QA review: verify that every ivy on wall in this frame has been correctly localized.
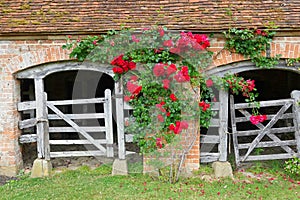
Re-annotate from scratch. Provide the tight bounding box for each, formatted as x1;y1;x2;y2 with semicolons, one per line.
223;28;281;68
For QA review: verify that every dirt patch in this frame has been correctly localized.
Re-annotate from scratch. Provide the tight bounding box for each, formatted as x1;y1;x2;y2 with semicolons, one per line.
0;175;18;186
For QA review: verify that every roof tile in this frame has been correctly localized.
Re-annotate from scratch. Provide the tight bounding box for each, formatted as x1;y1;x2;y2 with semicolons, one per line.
0;0;299;35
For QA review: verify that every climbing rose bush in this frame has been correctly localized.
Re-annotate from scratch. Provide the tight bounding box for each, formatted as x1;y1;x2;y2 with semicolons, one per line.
63;26;263;152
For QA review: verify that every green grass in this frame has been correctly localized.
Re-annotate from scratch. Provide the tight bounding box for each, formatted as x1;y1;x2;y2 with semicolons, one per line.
0;162;299;200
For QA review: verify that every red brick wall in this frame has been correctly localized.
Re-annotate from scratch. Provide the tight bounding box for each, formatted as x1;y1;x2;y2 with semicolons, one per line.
0;35;300;176
0;39;70;176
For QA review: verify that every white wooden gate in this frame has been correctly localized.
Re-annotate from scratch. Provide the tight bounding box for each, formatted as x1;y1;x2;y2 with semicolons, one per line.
18;89;114;158
230;91;300;166
200;89;229;163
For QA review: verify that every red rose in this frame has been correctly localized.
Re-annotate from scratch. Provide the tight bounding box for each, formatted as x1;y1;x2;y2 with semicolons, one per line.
170;93;177;101
174;66;190;82
157;114;164;122
206;79;214;87
156;138;163;148
131;34;140;43
112;66;124;74
163;39;173;47
153;63;166;77
158;27;164;37
166;64;177;76
124;96;131;102
127;81;142;95
162;79;170;89
128;61;136;70
199;101;210;111
130;75;138;81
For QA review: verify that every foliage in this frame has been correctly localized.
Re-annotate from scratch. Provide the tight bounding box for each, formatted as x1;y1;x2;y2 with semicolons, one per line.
0;164;299;200
63;26;263;154
284;157;300;176
286;57;300;70
223;28;281;68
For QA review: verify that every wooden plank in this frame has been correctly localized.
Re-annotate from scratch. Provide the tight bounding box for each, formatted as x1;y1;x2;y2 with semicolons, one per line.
15;61;114;79
218;89;228;161
49;127;106;132
125;134;134;142
17;101;36;111
211;102;220;111
49;139;107;145
291;90;300;156
124;102;133;110
237;127;296;136
230;95;240;166
200;153;220;163
19;118;37;129
48;113;105;120
50;151;106;158
234;99;294;109
241;153;297;162
48;98;105;106
47;103;107;153
126;151;136;155
235;113;294;123
238;108;295;154
34;79;50;160
200;135;220;144
19;134;37;143
238;140;297;149
209;118;219;127
242;102;293;162
115;80;126;159
104;89;114;157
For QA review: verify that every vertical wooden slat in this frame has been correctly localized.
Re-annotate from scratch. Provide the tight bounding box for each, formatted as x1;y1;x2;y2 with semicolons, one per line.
291;90;300;156
104;89;114;157
115;80;126;159
230;95;240;166
218;89;228;161
34;78;50;160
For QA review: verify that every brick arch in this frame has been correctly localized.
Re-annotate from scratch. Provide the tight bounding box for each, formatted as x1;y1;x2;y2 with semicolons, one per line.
209;37;300;68
206;60;300;77
8;46;71;74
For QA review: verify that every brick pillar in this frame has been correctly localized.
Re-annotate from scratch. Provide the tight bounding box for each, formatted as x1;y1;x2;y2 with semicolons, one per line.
143;120;200;176
0;69;23;176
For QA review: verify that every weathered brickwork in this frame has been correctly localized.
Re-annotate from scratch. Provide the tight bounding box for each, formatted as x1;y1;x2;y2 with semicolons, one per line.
0;35;300;176
0;39;70;176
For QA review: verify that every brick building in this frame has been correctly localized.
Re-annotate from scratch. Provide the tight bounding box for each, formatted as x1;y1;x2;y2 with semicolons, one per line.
0;1;300;176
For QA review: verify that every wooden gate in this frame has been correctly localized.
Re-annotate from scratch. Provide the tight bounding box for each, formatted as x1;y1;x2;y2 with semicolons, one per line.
200;89;229;163
18;89;114;158
230;91;300;166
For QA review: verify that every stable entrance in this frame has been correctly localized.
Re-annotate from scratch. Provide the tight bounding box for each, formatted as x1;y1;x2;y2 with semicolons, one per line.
201;62;300;165
15;62;127;165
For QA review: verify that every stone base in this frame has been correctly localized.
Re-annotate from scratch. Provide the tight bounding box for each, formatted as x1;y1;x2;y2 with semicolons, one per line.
112;159;128;176
31;159;52;178
212;161;233;179
0;166;19;177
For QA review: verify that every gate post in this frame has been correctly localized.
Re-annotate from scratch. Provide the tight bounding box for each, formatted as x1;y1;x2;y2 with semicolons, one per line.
31;78;52;177
291;90;300;157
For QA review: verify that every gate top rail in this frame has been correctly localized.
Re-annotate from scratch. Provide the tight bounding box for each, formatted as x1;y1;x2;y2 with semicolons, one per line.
18;97;106;111
234;98;294;109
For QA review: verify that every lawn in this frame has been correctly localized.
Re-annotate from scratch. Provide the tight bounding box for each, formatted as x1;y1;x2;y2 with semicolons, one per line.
0;161;299;200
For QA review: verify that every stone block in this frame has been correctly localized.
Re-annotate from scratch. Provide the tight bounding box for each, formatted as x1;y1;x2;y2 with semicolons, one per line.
112;159;128;176
30;159;52;178
212;161;233;179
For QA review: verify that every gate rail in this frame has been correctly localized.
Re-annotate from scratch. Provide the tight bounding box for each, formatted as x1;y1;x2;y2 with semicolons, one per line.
230;91;300;166
18;89;114;158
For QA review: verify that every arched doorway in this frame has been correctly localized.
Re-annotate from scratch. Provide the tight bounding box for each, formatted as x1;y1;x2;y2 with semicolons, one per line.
15;61;126;169
201;61;300;165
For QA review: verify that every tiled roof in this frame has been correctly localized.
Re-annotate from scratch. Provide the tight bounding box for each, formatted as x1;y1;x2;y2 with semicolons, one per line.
0;0;299;35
